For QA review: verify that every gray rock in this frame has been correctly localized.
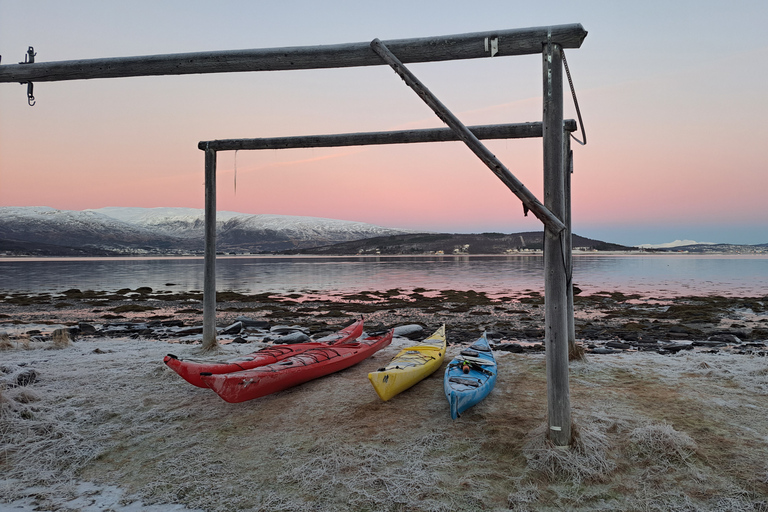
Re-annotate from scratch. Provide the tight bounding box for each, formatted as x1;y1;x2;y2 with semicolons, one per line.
692;339;727;347
658;342;694;353
220;321;243;335
103;323;149;335
393;324;424;338
78;323;97;334
235;317;270;329
274;332;311;344
177;326;204;336
271;325;309;335
179;334;203;344
708;333;742;344
495;343;525;353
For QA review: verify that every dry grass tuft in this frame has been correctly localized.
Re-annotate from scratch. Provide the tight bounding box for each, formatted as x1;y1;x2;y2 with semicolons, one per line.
506;480;541;512
569;343;587;362
628;422;697;464
523;420;616;484
50;329;72;349
0;332;13;350
17;333;31;350
9;387;41;404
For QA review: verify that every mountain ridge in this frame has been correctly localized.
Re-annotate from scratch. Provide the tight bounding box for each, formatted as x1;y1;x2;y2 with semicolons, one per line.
1;206;765;256
280;231;634;255
0;206;412;256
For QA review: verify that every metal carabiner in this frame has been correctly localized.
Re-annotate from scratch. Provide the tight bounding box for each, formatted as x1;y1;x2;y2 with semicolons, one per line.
26;82;36;107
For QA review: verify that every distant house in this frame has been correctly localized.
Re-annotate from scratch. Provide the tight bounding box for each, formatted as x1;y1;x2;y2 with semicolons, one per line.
453;244;470;254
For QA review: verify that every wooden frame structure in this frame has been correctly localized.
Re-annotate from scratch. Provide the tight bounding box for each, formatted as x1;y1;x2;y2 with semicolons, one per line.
0;24;587;446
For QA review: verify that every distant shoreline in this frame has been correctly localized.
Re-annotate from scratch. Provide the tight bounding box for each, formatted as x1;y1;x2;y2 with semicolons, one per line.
4;251;768;262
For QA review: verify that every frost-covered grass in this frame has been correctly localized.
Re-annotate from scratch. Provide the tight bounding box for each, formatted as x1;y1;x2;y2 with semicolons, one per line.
1;339;768;511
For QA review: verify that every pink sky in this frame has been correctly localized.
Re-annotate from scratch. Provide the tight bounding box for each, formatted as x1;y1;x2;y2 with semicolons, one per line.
1;1;767;245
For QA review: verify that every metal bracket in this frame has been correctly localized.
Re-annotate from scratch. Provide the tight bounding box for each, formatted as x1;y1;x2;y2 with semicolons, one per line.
20;46;36;64
19;46;37;106
484;37;499;57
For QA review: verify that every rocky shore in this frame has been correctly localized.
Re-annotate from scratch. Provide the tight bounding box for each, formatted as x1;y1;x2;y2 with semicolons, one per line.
1;287;766;356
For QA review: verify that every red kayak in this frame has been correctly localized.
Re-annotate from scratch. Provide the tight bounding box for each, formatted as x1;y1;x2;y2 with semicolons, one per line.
201;329;393;403
163;318;364;388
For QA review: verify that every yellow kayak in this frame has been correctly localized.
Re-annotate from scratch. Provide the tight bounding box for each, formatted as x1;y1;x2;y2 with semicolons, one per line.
368;325;446;401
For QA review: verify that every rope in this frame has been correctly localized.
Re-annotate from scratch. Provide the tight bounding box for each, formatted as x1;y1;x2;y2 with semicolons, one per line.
562;49;586;146
559;229;573;288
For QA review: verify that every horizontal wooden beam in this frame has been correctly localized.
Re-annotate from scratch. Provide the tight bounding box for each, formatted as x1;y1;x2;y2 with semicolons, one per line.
198;121;577;151
0;24;586;83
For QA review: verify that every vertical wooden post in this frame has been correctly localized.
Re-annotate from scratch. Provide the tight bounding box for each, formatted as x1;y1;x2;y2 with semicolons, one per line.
543;41;571;446
565;135;576;352
202;147;218;351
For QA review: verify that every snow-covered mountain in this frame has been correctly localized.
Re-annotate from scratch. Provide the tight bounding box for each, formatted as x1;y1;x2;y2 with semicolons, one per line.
0;206;413;256
0;206;191;255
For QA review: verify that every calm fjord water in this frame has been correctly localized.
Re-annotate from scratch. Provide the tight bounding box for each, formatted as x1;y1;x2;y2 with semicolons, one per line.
1;254;766;298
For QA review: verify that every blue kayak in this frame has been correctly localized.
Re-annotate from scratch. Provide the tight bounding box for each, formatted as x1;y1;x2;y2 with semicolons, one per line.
443;332;497;420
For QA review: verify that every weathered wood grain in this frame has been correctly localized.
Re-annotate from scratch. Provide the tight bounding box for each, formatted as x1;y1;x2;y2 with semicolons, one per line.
202;148;218;351
0;24;586;83
542;42;571;447
199;121;577;151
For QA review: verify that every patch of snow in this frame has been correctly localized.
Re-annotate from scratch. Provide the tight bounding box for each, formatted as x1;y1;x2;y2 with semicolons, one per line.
90;206;409;239
0;480;205;512
90;206;246;225
637;239;717;249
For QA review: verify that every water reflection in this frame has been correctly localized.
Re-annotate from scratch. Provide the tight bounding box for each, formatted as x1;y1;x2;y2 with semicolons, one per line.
0;254;766;297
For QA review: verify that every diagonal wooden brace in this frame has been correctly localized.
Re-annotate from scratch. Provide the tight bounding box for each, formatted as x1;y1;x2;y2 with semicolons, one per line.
370;38;565;234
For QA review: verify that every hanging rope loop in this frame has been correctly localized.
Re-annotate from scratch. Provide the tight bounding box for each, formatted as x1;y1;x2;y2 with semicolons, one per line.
561;49;586;146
